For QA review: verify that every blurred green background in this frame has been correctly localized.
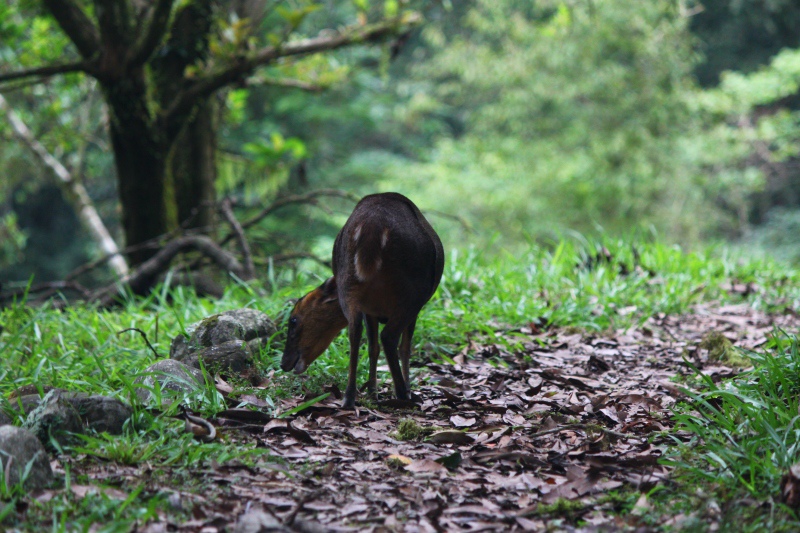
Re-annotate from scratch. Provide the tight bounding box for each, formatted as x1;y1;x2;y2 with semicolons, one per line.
3;0;800;285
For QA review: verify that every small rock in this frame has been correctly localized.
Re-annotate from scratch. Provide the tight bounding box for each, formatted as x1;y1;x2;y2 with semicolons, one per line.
182;340;253;374
171;308;276;361
233;510;285;533
6;390;70;420
0;426;53;491
0;411;11;426
169;333;192;361
23;390;82;449
69;396;132;435
134;359;206;406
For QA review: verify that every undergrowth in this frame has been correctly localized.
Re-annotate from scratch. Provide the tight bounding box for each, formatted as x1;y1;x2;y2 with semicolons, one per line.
1;237;800;529
657;332;800;531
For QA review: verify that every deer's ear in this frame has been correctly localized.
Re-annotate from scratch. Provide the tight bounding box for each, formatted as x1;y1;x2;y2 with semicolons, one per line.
321;277;338;303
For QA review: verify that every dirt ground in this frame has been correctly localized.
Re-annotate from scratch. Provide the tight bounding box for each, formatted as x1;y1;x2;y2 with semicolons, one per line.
60;304;800;532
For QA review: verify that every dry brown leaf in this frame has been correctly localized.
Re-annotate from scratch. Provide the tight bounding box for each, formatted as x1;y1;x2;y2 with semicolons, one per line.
405;459;447;473
428;430;475;445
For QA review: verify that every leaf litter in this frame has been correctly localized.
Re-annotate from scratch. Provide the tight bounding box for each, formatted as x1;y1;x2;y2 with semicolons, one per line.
60;304;800;531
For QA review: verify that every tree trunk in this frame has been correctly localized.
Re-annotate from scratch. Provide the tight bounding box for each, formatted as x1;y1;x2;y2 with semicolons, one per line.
103;84;169;266
155;2;216;233
169;97;218;231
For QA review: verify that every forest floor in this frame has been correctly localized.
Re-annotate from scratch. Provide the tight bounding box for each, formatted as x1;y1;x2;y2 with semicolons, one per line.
42;302;797;532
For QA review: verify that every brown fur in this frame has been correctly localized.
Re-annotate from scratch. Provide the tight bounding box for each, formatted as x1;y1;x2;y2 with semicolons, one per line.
280;193;444;409
281;279;347;373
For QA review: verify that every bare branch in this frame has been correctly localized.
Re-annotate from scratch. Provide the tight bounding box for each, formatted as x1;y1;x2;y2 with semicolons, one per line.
219;189;360;249
424;209;473;232
0;281;91;304
242;189;360;231
128;0;176;65
43;0;101;58
0;61;90;84
253;252;331;269
246;75;325;92
162;14;421;137
117;328;161;359
219;198;255;280
94;236;246;306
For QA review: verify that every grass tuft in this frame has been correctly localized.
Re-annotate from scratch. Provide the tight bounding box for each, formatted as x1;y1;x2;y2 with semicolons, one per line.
659;331;800;530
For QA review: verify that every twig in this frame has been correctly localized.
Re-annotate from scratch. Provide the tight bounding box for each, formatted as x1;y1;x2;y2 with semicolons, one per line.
253;252;331;269
117;327;161;359
93;235;246;306
528;423;629;441
226;189;360;246
219;197;255;280
284;490;322;527
424;209;472;232
0;281;91;303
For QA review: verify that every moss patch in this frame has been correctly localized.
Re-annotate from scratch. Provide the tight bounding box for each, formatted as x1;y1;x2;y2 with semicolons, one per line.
700;331;751;368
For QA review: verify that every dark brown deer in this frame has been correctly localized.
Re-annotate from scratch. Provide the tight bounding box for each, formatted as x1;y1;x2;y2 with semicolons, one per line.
280;192;444;408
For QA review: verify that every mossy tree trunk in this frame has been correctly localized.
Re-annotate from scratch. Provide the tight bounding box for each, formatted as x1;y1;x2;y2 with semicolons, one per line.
7;0;417;266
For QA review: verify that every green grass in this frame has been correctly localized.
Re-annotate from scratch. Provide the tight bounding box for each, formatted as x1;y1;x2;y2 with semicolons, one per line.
2;236;800;530
3;237;798;403
656;332;800;531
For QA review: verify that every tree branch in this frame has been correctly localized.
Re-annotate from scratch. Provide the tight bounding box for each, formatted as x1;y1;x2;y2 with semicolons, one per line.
218;189;360;249
93;235;246;306
246;75;326;92
162;14;421;137
42;0;101;59
219;198;255;280
128;0;176;66
0;61;90;84
0;281;91;305
253;252;331;269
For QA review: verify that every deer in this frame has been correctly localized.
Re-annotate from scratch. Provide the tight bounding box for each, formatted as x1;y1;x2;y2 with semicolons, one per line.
280;192;444;409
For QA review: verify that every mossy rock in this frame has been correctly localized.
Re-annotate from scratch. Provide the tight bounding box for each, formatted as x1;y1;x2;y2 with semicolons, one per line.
0;426;54;492
700;331;751;368
134;359;206;406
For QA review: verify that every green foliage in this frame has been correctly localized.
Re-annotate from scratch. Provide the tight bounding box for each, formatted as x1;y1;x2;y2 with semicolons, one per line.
659;333;800;530
369;0;744;244
0;212;25;269
689;0;800;87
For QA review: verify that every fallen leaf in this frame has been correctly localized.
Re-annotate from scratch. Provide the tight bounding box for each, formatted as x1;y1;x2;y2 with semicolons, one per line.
387;454;412;466
435;452;462;470
428;430;475;445
405;459;447;473
782;463;800;508
450;415;476;427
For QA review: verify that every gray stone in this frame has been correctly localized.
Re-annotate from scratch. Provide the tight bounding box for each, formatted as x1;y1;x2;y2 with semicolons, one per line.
169;333;191;361
171;308;276;361
5;390;70;420
0;411;11;426
182;339;253;374
233;510;285;533
23;390;82;449
69;396;132;435
0;426;53;492
134;359;205;406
